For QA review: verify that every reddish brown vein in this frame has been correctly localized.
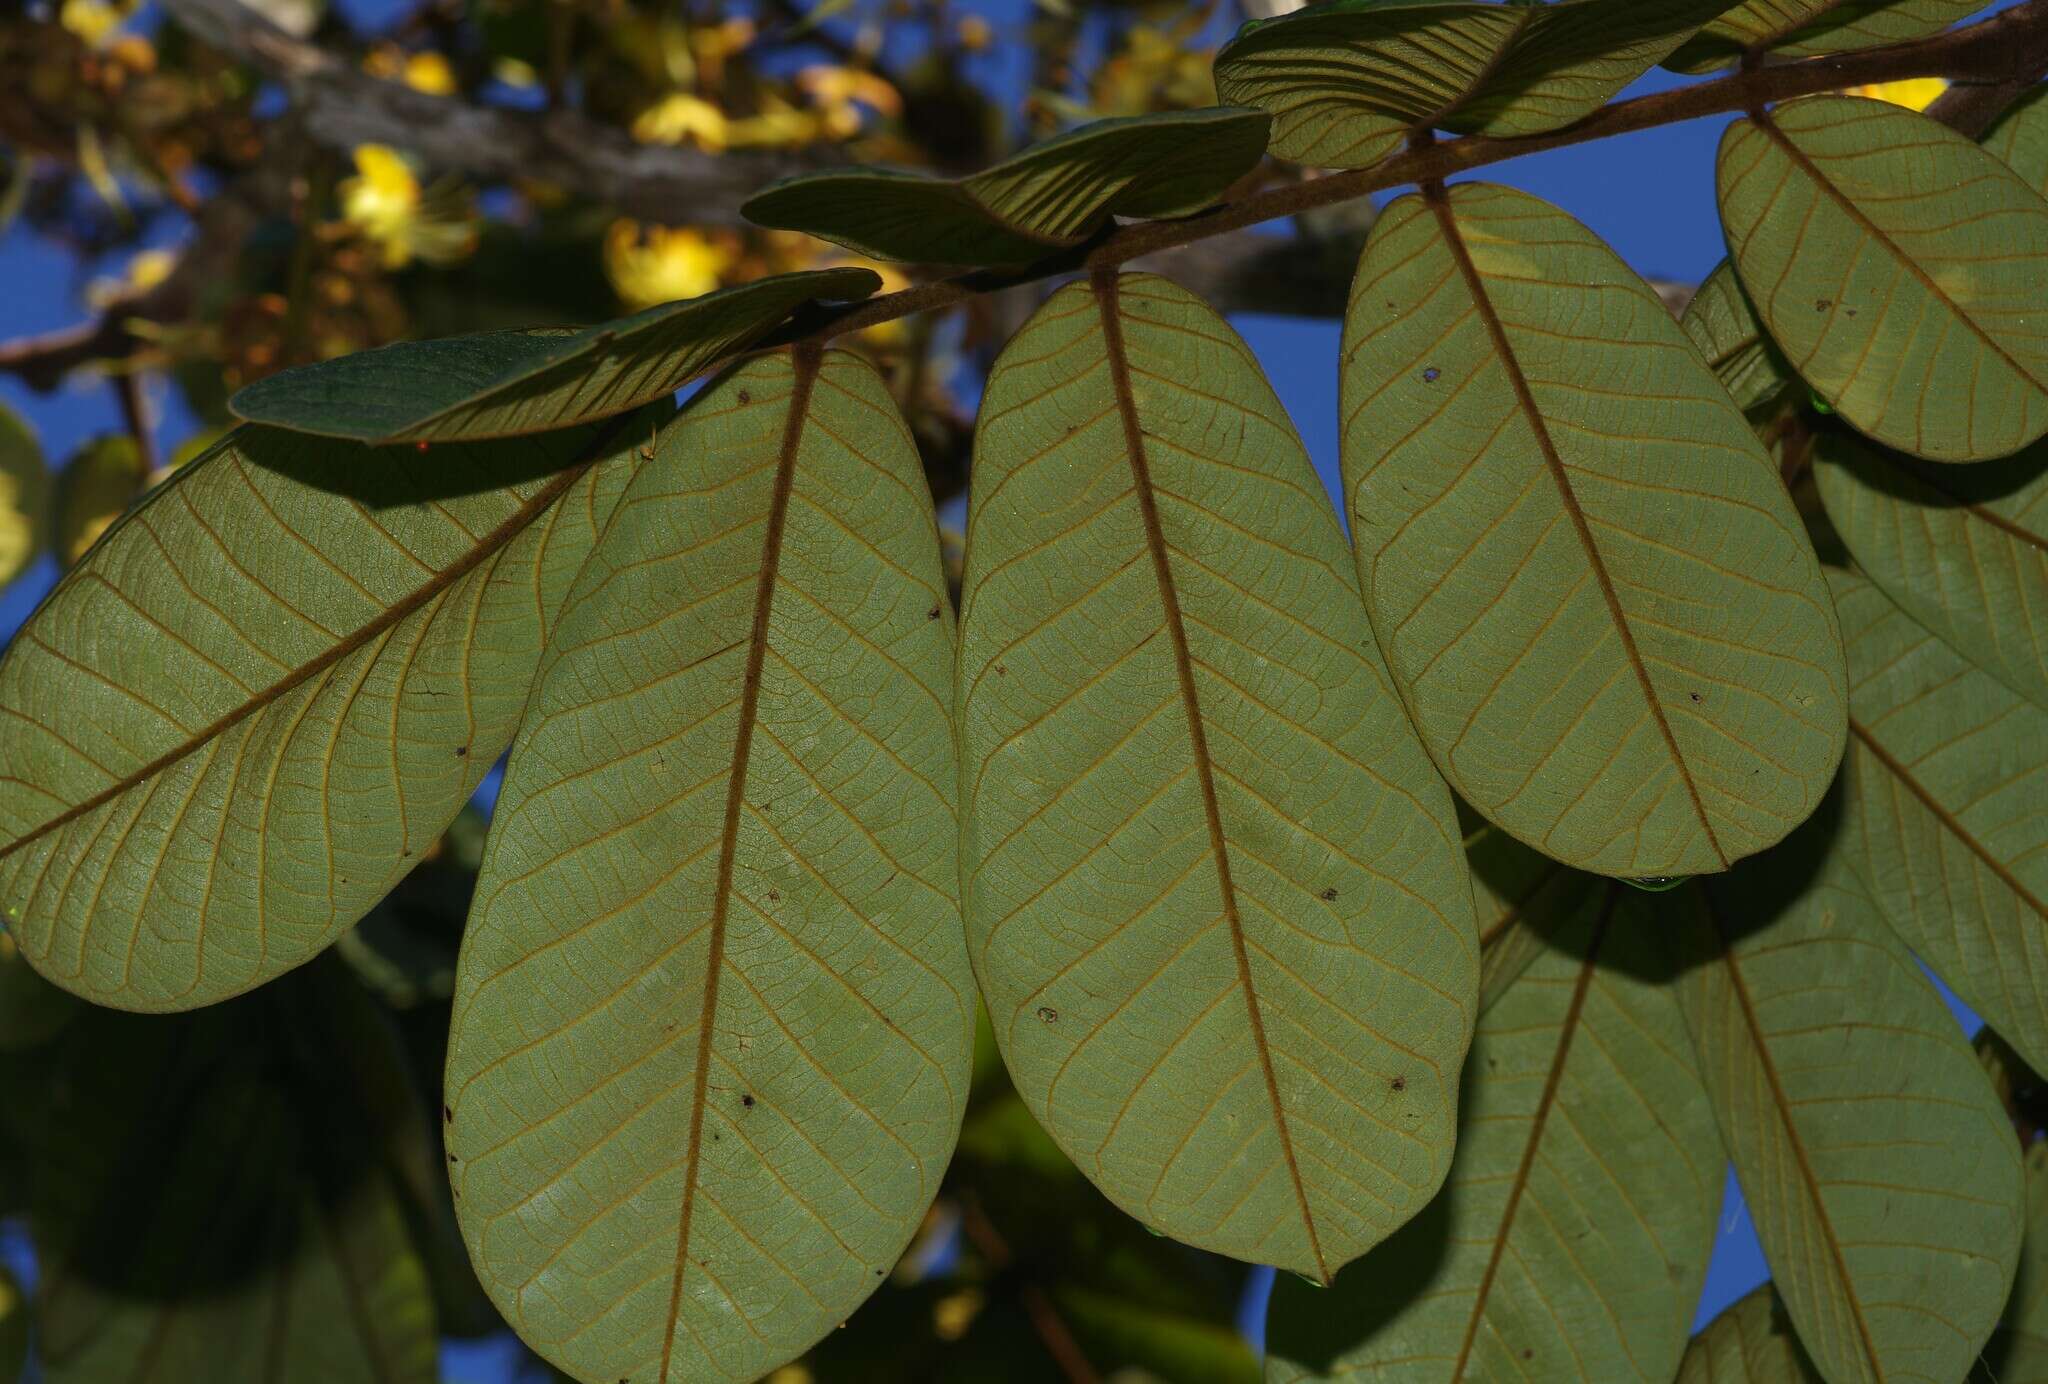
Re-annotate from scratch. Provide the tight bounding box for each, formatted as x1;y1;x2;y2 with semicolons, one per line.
0;444;613;865
1089;270;1330;1285
1873;457;2048;557
657;344;817;1384
1421;180;1729;871
1451;883;1615;1381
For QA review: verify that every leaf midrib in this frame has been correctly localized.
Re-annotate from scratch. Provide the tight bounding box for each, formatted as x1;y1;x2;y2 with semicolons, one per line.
656;346;816;1384
1420;182;1728;870
1878;457;2048;558
0;440;614;866
1089;270;1330;1284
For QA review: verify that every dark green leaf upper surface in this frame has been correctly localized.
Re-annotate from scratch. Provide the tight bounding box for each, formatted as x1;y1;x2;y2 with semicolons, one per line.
958;272;1475;1281
0;417;651;1011
1667;0;1989;74
742;109;1270;266
231;268;879;443
1719;96;2048;462
1215;0;1730;170
1829;569;2048;1076
444;350;973;1384
1681;260;1797;415
1678;816;2023;1384
1678;1285;1825;1382
1343;181;1845;878
1266;887;1718;1382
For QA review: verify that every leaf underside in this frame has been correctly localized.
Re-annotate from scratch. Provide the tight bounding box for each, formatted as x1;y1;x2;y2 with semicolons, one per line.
1678;1285;1825;1382
957;270;1476;1281
742;109;1270;266
1467;824;1599;1015
1666;0;1989;74
1343;181;1845;878
1680;822;2023;1384
444;350;973;1384
0;418;653;1012
1984;85;2048;202
1978;1142;2048;1383
1680;260;1797;416
1267;885;1718;1383
1828;569;2048;1077
1719;96;2048;463
230;268;881;443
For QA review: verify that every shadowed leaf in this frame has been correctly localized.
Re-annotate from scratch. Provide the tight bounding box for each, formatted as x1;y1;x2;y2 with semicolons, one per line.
1977;1141;2048;1383
1668;0;1989;74
1678;1285;1825;1382
1817;432;2048;710
1343;181;1845;878
230;268;880;443
1828;569;2048;1076
958;270;1475;1280
1466;824;1599;1014
1677;809;2023;1384
0;929;74;1051
1681;260;1797;415
1984;84;2048;200
54;434;147;566
1719;96;2048;462
1215;0;1730;171
0;416;655;1011
444;350;973;1384
1267;885;1718;1382
742;109;1270;266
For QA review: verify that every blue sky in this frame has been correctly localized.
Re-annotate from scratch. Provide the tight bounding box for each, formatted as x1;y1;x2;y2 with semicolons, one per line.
0;0;2004;1375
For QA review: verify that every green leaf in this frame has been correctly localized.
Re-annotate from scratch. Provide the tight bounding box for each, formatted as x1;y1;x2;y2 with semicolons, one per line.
0;405;47;589
1343;181;1845;878
1214;0;1731;171
1977;1141;2048;1383
1816;432;2048;711
1827;568;2048;1076
741;109;1270;266
1466;824;1598;1014
0;415;654;1011
20;973;441;1384
1678;1285;1825;1382
443;349;973;1384
1676;807;2024;1384
1719;96;2048;462
230;268;880;443
1681;260;1797;416
1267;884;1719;1382
1667;0;1988;74
957;270;1475;1280
54;434;147;566
1984;84;2048;201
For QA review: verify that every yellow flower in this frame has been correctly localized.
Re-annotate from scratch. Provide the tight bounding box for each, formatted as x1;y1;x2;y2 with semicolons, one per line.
339;145;477;270
798;65;903;139
401;52;458;95
1841;77;1949;112
633;93;730;152
604;221;739;310
59;0;130;48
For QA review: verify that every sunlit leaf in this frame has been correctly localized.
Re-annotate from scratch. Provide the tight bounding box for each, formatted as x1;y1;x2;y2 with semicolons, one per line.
1668;0;1990;74
958;270;1475;1280
1676;807;2024;1384
0;406;47;588
1344;181;1845;877
1214;0;1731;170
1984;84;2048;200
1678;1284;1825;1382
1978;1141;2048;1383
54;433;146;565
742;109;1271;266
444;349;973;1384
1816;432;2048;710
1681;260;1796;415
231;268;880;443
1267;884;1718;1382
1828;569;2048;1075
0;416;655;1011
1719;96;2048;462
1466;823;1599;1014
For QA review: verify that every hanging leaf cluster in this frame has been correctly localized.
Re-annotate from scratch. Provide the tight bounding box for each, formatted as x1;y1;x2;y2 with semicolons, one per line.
1;1;2046;1381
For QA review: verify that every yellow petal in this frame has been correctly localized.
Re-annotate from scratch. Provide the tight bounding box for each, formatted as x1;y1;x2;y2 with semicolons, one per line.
1840;77;1949;112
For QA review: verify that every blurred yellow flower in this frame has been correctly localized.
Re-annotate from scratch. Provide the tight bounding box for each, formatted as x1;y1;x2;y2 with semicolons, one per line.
85;247;178;309
339;145;477;270
364;45;459;94
59;0;131;48
1841;77;1949;112
604;221;739;310
633;94;730;151
799;65;903;139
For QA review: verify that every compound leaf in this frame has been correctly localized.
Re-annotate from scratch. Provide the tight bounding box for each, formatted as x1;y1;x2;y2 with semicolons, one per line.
742;109;1270;266
1214;0;1729;171
1719;96;2048;462
1668;0;1991;74
0;416;654;1011
231;268;879;444
1344;181;1844;878
958;270;1475;1281
1984;85;2048;200
1678;1285;1825;1383
1678;813;2023;1384
1681;260;1797;415
444;349;973;1384
1816;432;2048;711
1266;885;1718;1382
1829;569;2048;1076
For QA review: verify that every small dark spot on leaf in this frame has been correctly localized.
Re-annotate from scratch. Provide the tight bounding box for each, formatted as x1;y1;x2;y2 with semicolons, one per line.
454;745;468;757
713;1133;721;1142
1815;298;1831;312
1320;887;1338;902
1523;1350;1534;1362
928;605;942;620
1390;1076;1406;1092
742;1094;755;1109
1422;367;1441;383
1384;300;1396;310
767;889;780;902
1037;1006;1058;1024
737;390;752;404
1845;307;1857;317
875;1268;885;1276
447;1153;458;1163
401;849;411;858
995;664;1007;676
1689;691;1703;703
443;1106;453;1122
